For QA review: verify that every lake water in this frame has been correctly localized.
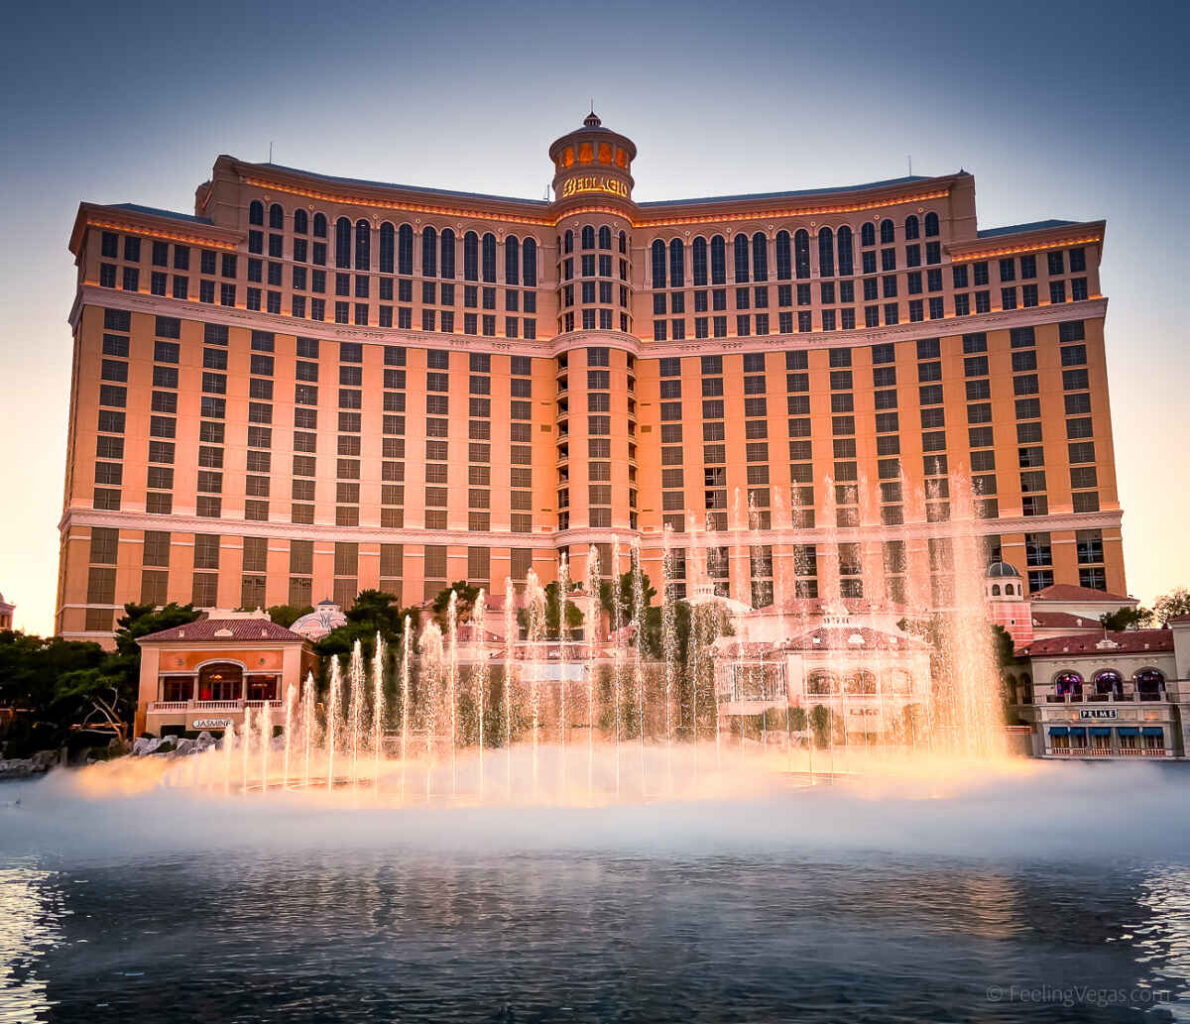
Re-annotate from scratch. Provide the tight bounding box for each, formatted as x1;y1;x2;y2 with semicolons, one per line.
2;761;1189;1023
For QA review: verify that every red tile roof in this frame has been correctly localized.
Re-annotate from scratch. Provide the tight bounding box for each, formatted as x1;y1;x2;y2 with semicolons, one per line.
1031;584;1134;604
137;618;308;644
1030;610;1101;629
1022;629;1172;657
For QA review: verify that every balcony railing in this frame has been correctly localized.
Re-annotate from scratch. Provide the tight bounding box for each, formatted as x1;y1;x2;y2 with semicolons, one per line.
1043;692;1164;704
147;699;284;714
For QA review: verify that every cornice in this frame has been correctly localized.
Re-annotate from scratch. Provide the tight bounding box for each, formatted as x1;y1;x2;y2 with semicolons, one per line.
949;222;1106;262
60;507;1123;552
69;202;242;257
72;286;1110;358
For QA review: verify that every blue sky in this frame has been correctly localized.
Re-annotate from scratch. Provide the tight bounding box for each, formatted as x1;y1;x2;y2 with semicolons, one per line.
1;0;1187;633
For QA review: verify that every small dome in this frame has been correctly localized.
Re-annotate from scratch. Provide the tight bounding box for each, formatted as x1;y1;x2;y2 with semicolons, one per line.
290;601;347;641
986;561;1021;579
583;110;602;128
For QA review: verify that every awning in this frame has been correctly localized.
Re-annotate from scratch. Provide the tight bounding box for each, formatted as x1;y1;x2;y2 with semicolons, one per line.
1068;727;1087;737
1117;727;1140;736
1048;726;1069;736
1089;727;1112;737
1142;727;1164;737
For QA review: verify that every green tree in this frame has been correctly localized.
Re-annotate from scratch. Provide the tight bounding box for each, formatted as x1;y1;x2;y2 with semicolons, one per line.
1153;587;1190;626
1100;606;1154;631
267;603;314;629
432;582;482;626
0;603;202;751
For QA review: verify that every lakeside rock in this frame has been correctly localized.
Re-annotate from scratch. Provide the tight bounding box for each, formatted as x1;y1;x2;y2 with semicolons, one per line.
0;757;51;781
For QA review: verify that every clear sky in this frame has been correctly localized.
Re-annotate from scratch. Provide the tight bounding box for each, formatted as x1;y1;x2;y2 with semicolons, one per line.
1;0;1187;635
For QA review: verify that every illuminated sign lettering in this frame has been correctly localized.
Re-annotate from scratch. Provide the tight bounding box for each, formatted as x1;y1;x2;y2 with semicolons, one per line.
560;175;629;199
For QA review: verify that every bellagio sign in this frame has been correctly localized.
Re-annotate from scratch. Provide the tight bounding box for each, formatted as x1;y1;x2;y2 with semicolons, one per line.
560;175;629;199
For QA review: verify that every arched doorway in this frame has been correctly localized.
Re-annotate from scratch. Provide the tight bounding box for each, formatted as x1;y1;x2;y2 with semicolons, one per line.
198;662;244;702
1134;668;1166;701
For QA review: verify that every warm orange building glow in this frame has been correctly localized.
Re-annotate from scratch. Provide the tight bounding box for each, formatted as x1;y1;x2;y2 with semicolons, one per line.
57;114;1122;644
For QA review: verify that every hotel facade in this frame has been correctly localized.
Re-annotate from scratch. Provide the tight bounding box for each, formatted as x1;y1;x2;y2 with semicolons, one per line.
58;113;1122;643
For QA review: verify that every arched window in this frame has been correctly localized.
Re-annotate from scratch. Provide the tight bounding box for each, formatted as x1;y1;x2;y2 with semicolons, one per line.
733;234;749;282
581;225;595;250
618;231;627;254
481;233;497;283
837;226;853;276
924;212;940;237
794;230;811;280
293;209;308;235
991;584;1001;596
817;227;834;278
335;217;352;268
313;212;327;238
651;239;666;288
880;218;895;244
752;232;768;282
807;671;836;695
269;203;284;230
692;237;708;286
198;662;243;702
354;219;370;271
441;229;455;279
397;224;414;275
564;229;574;254
775;231;791;280
1054;671;1083;696
905;215;920;240
505;235;519;285
669;238;685;288
861;222;875;247
463;232;479;281
248;200;264;226
710;235;726;284
598;226;611;250
1093;670;1123;696
845;670;877;694
1134;668;1166;697
523;238;537;286
379;222;395;274
422;226;437;277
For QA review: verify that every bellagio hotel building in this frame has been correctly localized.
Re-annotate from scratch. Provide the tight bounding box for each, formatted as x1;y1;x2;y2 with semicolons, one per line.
58;113;1123;642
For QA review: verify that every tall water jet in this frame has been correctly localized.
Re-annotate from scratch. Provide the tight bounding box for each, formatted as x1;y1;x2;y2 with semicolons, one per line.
585;545;600;802
503;577;516;798
661;528;678;793
419;620;444;801
348;640;365;789
259;699;272;793
282;682;295;790
223;721;236;796
447;589;459;796
241;704;253;796
557;555;571;796
525;569;546;800
372;633;387;791
610;536;623;797
301;672;316;790
326;656;342;791
473;591;488;799
631;537;647;793
400;616;412;802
